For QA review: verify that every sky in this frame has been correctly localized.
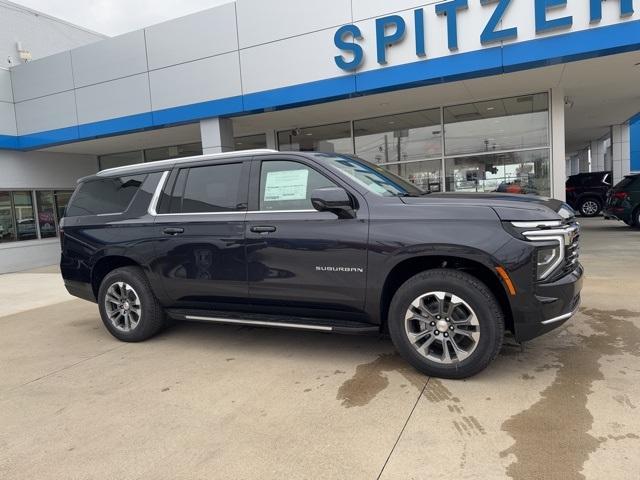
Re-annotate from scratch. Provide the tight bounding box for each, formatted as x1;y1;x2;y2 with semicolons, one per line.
12;0;232;36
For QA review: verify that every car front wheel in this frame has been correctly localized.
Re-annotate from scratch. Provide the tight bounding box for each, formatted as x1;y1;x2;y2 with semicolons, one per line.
388;269;504;379
97;266;165;342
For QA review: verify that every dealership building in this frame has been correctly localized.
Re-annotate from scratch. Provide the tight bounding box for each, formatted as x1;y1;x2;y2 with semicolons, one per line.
0;0;639;272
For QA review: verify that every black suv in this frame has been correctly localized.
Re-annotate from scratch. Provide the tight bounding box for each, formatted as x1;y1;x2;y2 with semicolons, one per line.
565;171;612;217
60;150;583;379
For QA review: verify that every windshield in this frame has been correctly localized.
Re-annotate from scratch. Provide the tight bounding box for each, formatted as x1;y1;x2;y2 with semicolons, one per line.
316;153;425;197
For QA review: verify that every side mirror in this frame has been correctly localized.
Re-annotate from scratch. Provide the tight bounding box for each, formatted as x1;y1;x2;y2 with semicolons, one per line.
311;187;355;219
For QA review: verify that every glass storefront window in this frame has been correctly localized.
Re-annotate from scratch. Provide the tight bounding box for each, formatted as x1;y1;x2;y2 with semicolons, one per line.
0;192;16;243
99;150;144;170
444;149;551;196
354;108;442;165
443;93;549;157
12;191;37;241
235;134;267;151
383;159;442;192
54;191;73;221
144;142;202;162
278;122;353;154
36;191;57;238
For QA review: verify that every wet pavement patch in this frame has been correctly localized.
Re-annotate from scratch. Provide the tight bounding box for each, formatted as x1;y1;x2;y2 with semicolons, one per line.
500;309;640;480
336;353;425;408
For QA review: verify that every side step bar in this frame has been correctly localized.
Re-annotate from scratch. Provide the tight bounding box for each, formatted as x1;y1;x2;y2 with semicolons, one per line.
166;309;380;335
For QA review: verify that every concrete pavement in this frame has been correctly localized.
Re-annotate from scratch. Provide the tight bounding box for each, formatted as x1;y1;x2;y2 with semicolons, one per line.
0;217;638;479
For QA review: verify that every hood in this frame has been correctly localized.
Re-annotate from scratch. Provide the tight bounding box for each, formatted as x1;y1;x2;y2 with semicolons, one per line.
401;192;573;221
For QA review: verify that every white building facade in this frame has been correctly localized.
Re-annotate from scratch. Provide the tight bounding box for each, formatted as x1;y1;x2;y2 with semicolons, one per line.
1;0;640;272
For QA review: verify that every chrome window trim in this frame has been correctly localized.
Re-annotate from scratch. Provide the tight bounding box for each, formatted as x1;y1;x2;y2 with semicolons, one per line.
147;171;170;216
150;209;319;217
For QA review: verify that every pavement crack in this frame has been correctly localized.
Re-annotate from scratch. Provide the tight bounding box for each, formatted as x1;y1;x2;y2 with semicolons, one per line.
3;344;126;396
376;377;430;480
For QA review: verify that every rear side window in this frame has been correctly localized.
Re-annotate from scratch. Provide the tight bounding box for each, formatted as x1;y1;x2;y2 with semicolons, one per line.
181;163;245;213
616;176;639;190
66;175;146;217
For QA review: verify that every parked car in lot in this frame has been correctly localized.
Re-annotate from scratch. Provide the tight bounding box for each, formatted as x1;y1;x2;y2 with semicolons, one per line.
604;173;640;227
565;171;612;217
60;150;583;379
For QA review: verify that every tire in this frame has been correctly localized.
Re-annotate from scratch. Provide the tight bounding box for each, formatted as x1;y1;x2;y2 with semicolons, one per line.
632;207;640;229
578;197;601;217
388;269;504;379
97;266;165;342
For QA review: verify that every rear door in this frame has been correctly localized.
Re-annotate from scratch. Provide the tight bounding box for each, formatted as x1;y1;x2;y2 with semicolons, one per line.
153;159;250;308
245;155;369;316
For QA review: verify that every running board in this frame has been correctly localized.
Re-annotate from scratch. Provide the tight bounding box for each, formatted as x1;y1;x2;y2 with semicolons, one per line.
166;309;379;335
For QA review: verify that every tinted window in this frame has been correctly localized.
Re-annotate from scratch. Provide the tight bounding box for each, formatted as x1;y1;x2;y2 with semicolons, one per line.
66;175;146;217
181;163;244;213
260;161;336;211
616;176;640;190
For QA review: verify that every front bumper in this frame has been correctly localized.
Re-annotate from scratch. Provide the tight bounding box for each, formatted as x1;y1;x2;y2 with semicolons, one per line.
511;264;584;342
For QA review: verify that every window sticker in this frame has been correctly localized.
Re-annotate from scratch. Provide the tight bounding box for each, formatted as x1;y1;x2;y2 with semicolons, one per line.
264;169;309;202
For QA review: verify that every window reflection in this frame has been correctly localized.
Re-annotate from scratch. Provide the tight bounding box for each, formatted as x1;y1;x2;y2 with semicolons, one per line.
278;122;353;154
36;191;57;239
13;191;37;241
144;142;202;162
234;134;267;151
444;149;551;196
354;109;441;165
0;192;16;243
383;159;442;192
54;191;73;221
444;93;549;156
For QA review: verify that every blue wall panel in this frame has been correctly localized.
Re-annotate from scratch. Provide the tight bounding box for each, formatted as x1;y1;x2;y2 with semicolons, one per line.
2;20;640;151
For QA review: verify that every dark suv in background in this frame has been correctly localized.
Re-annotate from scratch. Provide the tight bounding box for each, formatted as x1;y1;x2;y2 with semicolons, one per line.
565;171;612;217
60;150;583;379
605;174;640;227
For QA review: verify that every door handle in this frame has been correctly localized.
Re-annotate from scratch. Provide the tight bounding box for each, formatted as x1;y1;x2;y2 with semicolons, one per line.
163;227;184;235
250;225;276;234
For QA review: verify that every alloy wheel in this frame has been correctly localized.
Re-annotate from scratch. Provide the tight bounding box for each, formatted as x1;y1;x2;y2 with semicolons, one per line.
404;291;480;364
104;281;142;332
581;200;599;216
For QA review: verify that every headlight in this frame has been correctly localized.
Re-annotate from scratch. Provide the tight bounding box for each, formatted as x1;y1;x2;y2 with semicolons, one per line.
509;221;579;281
537;245;561;280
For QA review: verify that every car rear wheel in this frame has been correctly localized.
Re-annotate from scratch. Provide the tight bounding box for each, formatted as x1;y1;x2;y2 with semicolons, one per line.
98;266;165;342
632;207;640;229
578;198;601;217
388;269;504;379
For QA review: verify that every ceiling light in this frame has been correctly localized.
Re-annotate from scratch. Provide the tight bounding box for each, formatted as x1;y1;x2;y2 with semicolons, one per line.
305;133;313;136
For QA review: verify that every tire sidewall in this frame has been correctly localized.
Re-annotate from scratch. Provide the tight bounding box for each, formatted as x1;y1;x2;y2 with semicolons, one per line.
388;270;503;378
97;267;161;342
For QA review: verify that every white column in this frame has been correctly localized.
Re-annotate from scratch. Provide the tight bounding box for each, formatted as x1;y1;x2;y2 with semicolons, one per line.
550;88;567;201
200;117;234;154
590;139;606;172
611;123;631;184
265;130;277;150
